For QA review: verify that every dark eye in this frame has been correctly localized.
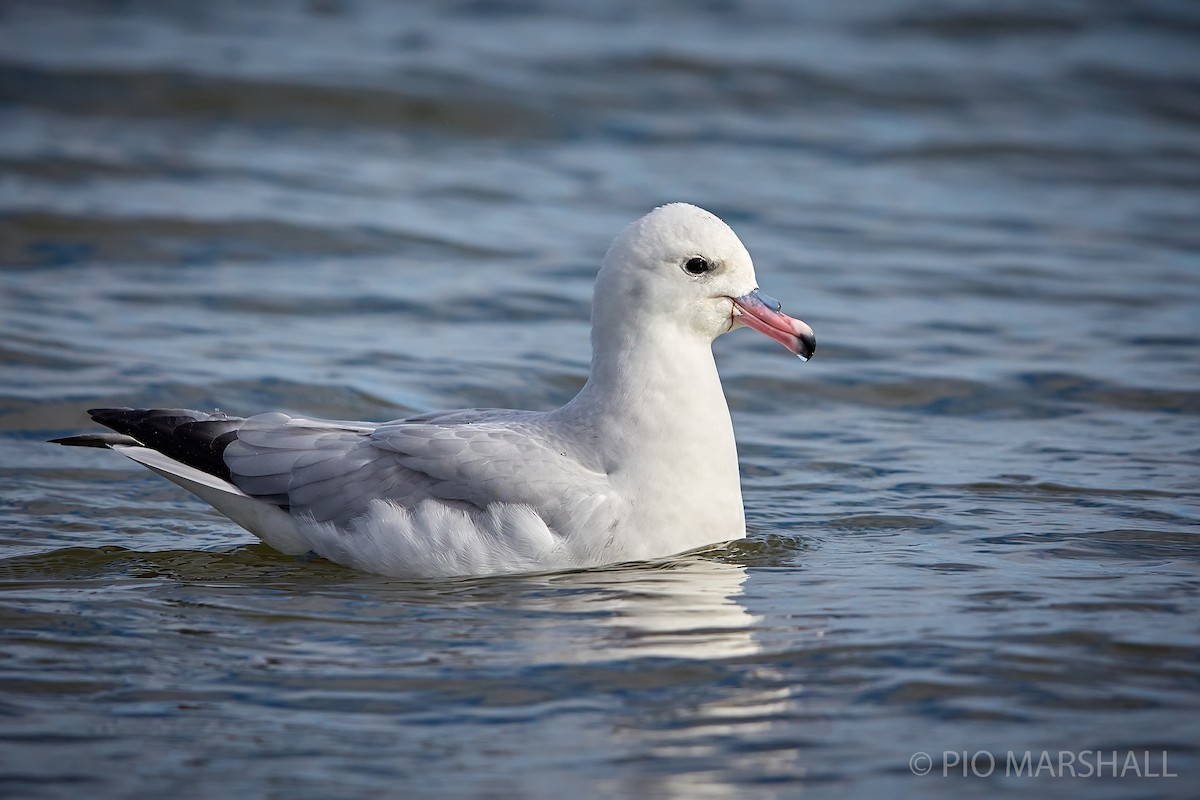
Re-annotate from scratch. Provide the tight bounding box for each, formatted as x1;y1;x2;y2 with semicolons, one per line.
683;257;712;276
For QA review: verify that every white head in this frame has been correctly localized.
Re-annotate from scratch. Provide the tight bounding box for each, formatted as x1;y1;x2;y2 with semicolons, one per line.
592;203;815;360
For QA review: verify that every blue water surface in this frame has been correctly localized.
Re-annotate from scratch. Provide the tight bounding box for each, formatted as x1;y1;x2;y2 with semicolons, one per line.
1;1;1198;797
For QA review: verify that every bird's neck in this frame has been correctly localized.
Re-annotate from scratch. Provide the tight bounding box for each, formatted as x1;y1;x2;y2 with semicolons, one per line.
565;320;739;473
558;319;746;552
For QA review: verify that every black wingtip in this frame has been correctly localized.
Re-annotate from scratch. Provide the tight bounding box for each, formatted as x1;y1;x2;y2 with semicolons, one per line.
74;407;245;481
48;433;140;448
87;407;135;424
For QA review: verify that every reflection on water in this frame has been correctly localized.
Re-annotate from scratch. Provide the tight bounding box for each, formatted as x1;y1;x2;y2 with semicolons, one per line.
0;546;818;797
1;0;1198;797
535;560;763;662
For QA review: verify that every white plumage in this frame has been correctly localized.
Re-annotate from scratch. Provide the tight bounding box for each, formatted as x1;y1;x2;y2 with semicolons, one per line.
55;203;815;578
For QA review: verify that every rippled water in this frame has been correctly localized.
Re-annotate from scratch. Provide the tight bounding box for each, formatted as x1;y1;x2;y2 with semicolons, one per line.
2;1;1198;797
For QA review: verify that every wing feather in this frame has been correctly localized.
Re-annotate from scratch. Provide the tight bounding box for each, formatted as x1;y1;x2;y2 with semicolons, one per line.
221;410;610;532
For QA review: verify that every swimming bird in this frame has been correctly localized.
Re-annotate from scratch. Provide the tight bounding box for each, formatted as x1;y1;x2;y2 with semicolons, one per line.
51;203;815;578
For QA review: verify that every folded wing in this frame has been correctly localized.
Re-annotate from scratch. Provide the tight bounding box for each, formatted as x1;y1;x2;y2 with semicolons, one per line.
223;409;611;532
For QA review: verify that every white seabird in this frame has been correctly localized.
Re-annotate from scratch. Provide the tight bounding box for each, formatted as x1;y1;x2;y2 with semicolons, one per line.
52;203;815;578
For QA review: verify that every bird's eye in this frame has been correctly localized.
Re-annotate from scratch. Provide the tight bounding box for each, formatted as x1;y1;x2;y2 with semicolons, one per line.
683;257;712;276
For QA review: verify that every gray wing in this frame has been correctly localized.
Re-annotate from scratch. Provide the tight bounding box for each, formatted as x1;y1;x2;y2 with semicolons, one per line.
222;410;609;529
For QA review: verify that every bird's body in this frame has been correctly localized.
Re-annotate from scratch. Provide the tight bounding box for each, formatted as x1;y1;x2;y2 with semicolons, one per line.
53;204;815;579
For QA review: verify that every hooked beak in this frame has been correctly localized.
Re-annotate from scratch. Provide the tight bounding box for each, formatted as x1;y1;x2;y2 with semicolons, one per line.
731;289;816;361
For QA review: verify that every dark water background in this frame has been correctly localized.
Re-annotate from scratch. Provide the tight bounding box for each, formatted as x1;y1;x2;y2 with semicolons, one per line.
2;1;1198;797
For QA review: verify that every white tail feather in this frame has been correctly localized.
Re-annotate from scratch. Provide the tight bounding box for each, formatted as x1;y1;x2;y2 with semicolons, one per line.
113;445;311;555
